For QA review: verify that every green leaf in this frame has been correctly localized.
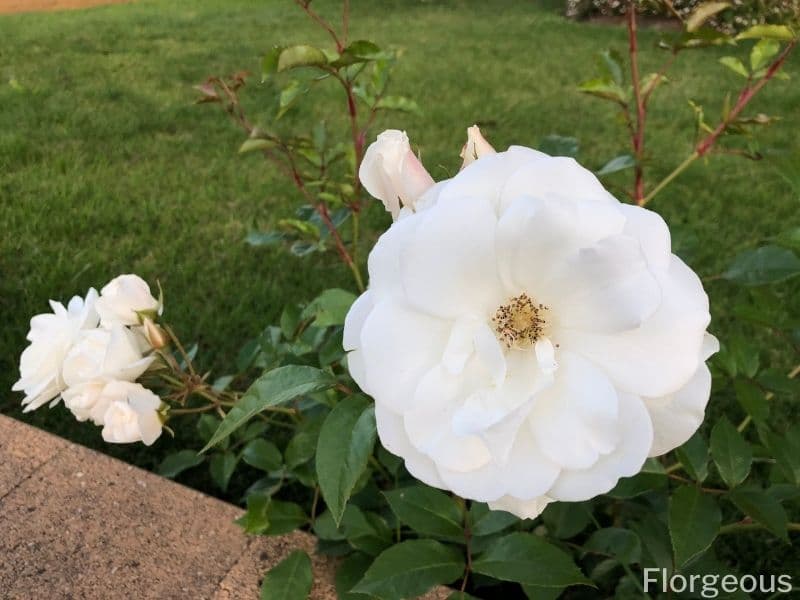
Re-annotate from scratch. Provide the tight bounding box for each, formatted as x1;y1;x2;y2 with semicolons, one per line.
686;2;730;33
729;487;788;541
264;500;308;535
201;365;335;452
285;418;323;469
597;48;624;86
209;452;238;492
734;378;769;425
632;514;673;573
302;288;356;327
676;433;709;482
352;540;464;600
577;77;628;104
277;80;305;119
469;502;519;537
584;528;642;564
242;438;283;472
277;45;328;72
710;417;753;488
448;593;483;600
736;25;796;41
521;586;562;600
607;458;667;498
719;56;749;78
723;245;800;286
384;485;464;541
750;38;780;72
775;226;800;253
333;40;383;67
157;450;204;478
239;138;278;154
596;154;635;176
262;46;284;82
316;396;377;525
669;486;721;568
340;505;392;556
237;492;271;535
541;502;591;539
472;532;592;588
260;550;312;600
764;425;800;485
375;96;421;115
538;135;579;158
335;552;373;600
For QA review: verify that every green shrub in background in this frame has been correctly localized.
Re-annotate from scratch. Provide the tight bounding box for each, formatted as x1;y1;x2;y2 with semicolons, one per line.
567;0;800;33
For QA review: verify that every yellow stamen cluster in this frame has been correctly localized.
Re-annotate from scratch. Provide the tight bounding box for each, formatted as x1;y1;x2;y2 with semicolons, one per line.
492;293;548;349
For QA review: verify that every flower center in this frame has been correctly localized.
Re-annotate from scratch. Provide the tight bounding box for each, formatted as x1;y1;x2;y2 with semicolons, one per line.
492;293;548;349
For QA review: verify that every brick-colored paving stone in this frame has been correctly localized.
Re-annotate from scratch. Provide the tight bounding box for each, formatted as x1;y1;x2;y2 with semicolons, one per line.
0;0;130;14
0;415;450;599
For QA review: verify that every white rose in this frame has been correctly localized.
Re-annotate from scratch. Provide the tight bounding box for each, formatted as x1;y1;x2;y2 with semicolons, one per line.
62;381;109;424
95;274;160;327
460;125;496;169
99;381;163;445
359;130;435;219
62;324;154;388
14;289;99;413
344;134;717;520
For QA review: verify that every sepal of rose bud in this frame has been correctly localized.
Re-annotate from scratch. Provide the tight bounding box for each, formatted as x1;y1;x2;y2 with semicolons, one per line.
359;129;434;219
142;317;168;350
460;124;496;169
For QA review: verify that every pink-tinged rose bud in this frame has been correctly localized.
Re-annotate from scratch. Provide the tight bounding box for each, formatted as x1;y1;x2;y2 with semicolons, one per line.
460;124;496;169
359;130;435;219
142;318;168;350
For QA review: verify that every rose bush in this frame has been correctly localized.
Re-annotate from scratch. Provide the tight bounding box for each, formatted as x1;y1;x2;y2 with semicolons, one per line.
13;2;800;599
345;130;717;519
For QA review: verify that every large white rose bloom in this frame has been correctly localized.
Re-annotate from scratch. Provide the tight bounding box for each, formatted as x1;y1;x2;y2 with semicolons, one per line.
13;289;100;412
344;128;718;519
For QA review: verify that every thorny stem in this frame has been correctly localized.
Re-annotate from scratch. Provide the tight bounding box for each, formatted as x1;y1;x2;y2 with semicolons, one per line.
293;0;343;52
627;2;647;205
641;40;797;206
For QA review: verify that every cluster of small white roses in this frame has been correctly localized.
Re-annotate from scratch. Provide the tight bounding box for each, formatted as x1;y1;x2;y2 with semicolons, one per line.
14;274;167;446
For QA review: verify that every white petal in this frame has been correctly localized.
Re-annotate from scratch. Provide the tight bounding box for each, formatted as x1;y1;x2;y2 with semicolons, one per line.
620;204;671;270
403;366;492;473
646;362;712;457
495;195;625;296
359;300;448;413
438;146;544;212
400;195;504;318
529;351;619;470
367;214;418;299
487;495;552;520
442;316;481;375
547;393;653;501
534;338;558;376
499;154;619;212
343;291;374;351
374;402;446;489
562;255;710;397
549;235;661;333
473;321;507;385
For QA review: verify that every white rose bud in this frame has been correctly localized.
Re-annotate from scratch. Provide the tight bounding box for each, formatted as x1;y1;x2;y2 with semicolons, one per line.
96;274;160;327
460;124;496;169
14;289;99;413
359;130;435;219
100;381;164;445
142;318;168;350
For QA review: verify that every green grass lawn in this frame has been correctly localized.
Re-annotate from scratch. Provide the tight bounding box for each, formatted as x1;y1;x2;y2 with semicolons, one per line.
1;0;799;577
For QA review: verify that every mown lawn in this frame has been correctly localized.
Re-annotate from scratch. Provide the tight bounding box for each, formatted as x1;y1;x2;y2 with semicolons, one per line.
1;0;799;577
